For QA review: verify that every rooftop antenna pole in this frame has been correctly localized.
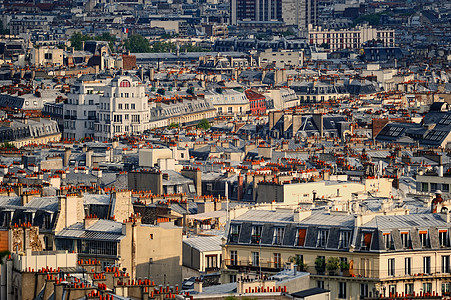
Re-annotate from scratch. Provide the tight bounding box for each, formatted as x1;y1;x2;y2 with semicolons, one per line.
225;181;229;226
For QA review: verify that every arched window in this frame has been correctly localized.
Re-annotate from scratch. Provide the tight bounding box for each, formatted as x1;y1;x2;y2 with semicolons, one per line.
120;80;131;87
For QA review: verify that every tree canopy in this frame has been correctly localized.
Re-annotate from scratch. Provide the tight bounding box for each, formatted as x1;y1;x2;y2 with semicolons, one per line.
197;119;211;130
123;34;151;53
70;32;117;51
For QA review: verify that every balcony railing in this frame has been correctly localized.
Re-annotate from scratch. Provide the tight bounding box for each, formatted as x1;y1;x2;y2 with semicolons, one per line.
224;259;283;270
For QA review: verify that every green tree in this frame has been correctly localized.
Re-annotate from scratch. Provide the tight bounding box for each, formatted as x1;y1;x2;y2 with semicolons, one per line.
0;251;10;264
197;119;211;130
0;21;9;35
168;122;179;129
70;32;91;50
1;142;16;149
95;32;117;52
353;13;383;26
326;257;340;272
124;34;151;53
150;41;176;53
187;86;195;95
289;256;308;272
314;257;326;273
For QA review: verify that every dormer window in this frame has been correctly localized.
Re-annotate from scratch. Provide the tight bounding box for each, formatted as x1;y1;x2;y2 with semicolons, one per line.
439;229;449;247
383;232;394;250
273;227;285;245
362;232;373;250
419;230;430;248
44;214;52;229
400;231;412;249
24;212;33;225
338;231;351;249
251;225;262;244
317;229;329;248
229;224;240;243
297;228;307;246
2;211;11;227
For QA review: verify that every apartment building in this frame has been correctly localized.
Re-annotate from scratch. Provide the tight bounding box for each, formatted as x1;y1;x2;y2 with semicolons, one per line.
30;46;64;67
204;89;249;116
55;215;183;285
63;75;110;140
416;166;451;200
222;206;451;299
96;75;151;141
308;24;395;50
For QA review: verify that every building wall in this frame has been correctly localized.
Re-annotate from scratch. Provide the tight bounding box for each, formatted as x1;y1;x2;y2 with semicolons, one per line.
222;244;381;298
128;171;163;194
119;220;183;285
139;148;173;168
95;76;151;141
31;47;64;67
260;50;303;68
308;24;395;50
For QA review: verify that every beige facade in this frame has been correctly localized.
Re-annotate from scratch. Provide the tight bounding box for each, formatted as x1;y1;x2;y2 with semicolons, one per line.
259;49;303;68
222;208;451;299
30;47;64;67
308;24;395;50
119;217;183;285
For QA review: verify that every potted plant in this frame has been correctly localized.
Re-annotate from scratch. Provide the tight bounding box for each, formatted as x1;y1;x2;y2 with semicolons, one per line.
315;257;326;275
289;256;308;272
339;261;350;276
326;257;340;276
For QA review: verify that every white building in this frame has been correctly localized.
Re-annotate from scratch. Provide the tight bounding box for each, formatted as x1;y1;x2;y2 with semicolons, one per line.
308;24;395;50
95;75;151;141
259;49;304;68
63;76;110;140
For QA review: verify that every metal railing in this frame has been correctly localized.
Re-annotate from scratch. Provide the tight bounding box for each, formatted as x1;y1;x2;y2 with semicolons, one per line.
224;259;283;270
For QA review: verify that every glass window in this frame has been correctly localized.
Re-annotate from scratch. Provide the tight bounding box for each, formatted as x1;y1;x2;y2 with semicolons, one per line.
439;230;449;247
273;227;285;245
419;230;430;247
423;283;432;293
251;225;262;243
339;231;350;249
389;285;396;296
384;233;393;249
360;284;368;298
442;255;450;273
297;228;306;246
431;183;438;192
273;253;281;268
317;229;329;248
423;256;431;274
338;282;346;298
442;283;450;296
362;232;372;250
230;251;237;266
405;257;411;275
229;224;240;242
400;231;411;249
405;283;414;296
251;252;259;266
388;258;395;276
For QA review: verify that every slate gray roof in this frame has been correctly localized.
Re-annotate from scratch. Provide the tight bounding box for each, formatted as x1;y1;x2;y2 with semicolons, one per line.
183;235;222;252
25;196;59;212
228;209;451;253
56;219;124;242
363;214;448;229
